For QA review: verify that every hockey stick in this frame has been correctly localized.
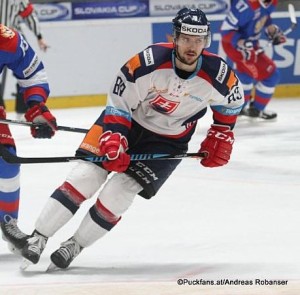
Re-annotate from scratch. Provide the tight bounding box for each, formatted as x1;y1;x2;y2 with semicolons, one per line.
256;3;297;54
0;144;206;164
284;3;297;35
0;118;88;134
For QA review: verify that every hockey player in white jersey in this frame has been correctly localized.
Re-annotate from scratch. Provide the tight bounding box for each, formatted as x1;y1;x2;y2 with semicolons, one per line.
15;8;244;270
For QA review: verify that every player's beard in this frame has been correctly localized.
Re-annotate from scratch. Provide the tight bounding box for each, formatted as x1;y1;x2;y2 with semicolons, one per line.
176;49;200;66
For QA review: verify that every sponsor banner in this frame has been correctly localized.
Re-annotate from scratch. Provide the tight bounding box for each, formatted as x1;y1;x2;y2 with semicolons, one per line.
72;0;149;20
34;3;71;21
152;17;300;84
149;0;230;16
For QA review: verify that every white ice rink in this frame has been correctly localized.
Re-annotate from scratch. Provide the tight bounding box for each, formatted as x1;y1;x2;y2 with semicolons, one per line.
0;98;300;295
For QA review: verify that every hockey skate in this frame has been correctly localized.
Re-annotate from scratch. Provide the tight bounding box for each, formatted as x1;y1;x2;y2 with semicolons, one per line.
239;103;277;120
20;230;48;269
48;237;83;271
0;215;30;253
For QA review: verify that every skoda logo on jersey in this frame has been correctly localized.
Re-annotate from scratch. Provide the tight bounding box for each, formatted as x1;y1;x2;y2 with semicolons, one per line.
181;24;208;36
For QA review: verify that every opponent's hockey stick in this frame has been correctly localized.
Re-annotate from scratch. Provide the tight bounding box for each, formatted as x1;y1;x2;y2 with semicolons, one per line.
0;118;88;134
284;3;297;35
256;3;297;54
0;144;206;164
255;3;297;55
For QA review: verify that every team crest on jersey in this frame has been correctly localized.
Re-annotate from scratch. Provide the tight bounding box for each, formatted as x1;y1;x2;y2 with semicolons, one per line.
0;25;15;39
150;95;179;114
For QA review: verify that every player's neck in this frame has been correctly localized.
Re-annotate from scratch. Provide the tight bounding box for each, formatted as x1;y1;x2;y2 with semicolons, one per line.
175;58;197;72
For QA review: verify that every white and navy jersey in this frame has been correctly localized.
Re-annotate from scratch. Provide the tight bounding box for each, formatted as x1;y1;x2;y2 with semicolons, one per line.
0;25;49;104
103;42;244;139
0;0;42;39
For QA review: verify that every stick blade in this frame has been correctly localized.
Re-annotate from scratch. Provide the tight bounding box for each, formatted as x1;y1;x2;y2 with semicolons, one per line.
288;3;297;25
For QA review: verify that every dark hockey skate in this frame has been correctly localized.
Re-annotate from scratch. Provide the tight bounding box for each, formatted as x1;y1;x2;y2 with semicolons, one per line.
0;215;30;250
21;230;48;265
49;237;83;270
240;103;277;120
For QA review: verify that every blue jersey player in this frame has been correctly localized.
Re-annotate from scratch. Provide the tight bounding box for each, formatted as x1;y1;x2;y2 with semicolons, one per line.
0;24;57;252
221;0;286;120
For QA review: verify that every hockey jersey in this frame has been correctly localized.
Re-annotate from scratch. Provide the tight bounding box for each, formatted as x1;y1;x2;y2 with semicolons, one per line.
0;24;49;104
103;43;244;139
221;0;278;48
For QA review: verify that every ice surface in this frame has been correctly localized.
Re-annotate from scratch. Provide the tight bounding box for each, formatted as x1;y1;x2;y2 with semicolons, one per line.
0;98;299;294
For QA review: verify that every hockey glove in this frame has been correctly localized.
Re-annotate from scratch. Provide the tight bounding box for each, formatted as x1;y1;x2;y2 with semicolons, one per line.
199;124;234;168
265;25;286;46
99;131;130;172
237;40;257;63
0;106;15;146
25;102;57;138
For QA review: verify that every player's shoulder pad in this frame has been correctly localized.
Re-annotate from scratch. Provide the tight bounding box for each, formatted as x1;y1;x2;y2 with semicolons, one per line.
0;25;18;52
200;51;239;96
121;43;173;82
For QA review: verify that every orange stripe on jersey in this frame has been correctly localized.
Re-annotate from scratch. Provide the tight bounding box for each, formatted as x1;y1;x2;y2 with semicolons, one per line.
125;54;141;76
226;70;238;90
103;115;131;129
79;124;103;156
19;4;34;18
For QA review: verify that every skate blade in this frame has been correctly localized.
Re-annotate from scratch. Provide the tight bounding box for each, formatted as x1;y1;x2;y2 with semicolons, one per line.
46;262;60;272
20;258;33;270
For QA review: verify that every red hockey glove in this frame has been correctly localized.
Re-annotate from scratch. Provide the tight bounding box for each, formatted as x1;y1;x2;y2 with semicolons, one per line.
237;40;257;63
99;131;130;172
199;124;234;168
0;106;15;146
265;25;286;46
25;102;57;138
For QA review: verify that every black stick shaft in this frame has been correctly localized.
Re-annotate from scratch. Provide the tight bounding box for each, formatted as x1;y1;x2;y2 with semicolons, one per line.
0;118;88;134
0;144;206;164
